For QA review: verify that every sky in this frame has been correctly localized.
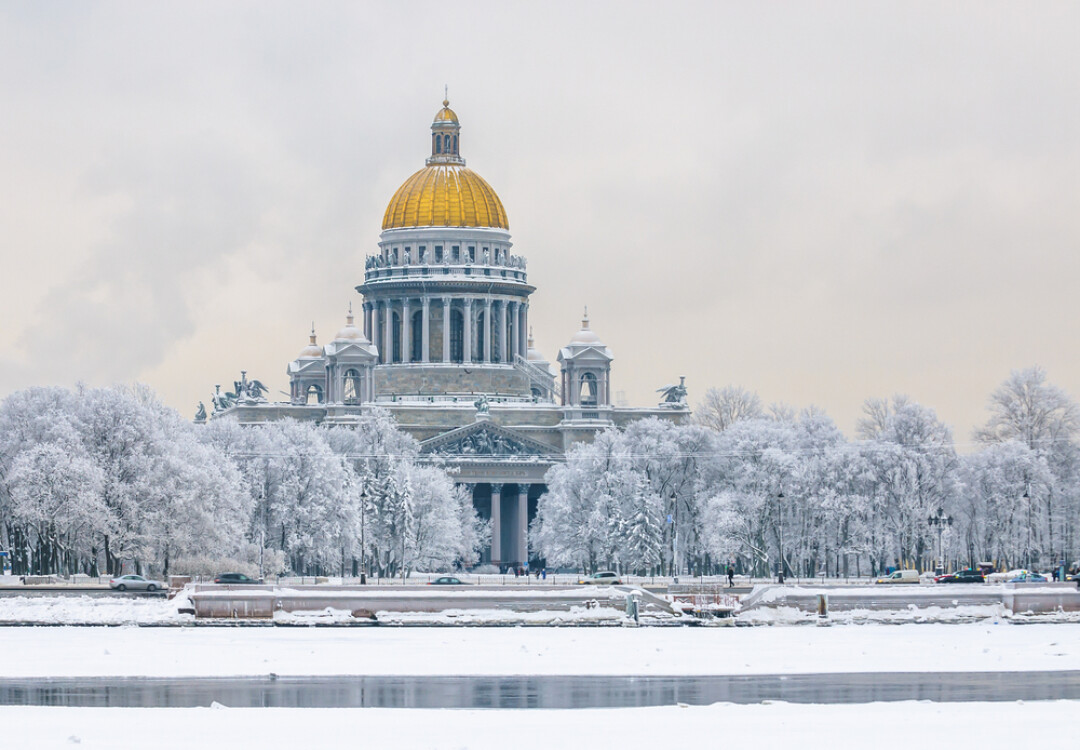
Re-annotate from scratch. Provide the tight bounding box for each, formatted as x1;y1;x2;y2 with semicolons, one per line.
1;1;1078;443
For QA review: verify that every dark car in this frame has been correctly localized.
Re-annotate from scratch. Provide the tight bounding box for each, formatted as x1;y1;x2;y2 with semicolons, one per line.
213;572;262;584
428;576;469;585
934;568;985;583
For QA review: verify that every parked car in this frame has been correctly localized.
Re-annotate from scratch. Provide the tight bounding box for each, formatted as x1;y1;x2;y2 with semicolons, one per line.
987;568;1030;584
934;568;985;583
428;576;469;585
109;574;164;592
213;573;263;584
1009;572;1048;583
577;571;622;585
875;570;920;584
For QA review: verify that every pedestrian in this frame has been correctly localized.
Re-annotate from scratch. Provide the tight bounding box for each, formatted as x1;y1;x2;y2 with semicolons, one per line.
541;568;547;580
513;566;520;578
727;565;735;588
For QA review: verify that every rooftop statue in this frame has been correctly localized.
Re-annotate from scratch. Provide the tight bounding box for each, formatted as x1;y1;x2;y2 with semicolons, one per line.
657;376;688;406
194;401;207;422
474;394;490;415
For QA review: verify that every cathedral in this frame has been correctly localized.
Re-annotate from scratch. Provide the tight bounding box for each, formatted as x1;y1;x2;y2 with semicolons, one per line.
213;99;689;568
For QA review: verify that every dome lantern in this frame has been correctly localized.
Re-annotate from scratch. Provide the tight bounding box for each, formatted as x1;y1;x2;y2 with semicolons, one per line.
428;98;464;167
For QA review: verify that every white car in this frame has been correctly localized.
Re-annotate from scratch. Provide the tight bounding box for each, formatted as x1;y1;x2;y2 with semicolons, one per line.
109;574;164;592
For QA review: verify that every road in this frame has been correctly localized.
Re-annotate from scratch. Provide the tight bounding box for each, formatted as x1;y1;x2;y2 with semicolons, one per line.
3;671;1079;708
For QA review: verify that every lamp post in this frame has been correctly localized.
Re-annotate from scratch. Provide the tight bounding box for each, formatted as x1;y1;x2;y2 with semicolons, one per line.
927;507;952;575
359;483;368;585
777;487;785;584
1022;483;1032;570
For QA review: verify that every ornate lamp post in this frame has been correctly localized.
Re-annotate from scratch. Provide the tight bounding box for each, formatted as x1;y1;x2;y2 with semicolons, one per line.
927;507;952;575
777;487;786;584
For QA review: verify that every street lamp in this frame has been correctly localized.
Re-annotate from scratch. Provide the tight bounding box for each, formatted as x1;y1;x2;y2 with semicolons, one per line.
359;482;368;585
927;507;952;575
777;487;785;584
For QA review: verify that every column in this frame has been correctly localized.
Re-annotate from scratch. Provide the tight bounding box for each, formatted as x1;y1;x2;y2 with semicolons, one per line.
496;300;506;363
490;483;502;565
441;297;451;363
483;299;493;363
383;301;392;364
421;298;431;363
402;298;411;363
520;303;529;359
518;484;529;564
372;302;381;355
463;298;473;363
510;302;520;363
362;302;371;340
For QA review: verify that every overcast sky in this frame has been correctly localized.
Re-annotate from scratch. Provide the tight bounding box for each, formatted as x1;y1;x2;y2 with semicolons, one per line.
1;1;1078;443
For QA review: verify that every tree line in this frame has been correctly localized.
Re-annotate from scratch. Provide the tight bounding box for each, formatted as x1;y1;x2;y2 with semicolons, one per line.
0;385;485;577
533;367;1080;577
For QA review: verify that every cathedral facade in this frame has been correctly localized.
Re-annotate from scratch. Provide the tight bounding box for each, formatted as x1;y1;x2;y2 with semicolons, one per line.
217;100;688;568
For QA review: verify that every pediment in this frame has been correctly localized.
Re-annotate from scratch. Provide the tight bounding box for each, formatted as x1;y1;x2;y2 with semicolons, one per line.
558;345;613;362
421;420;556;459
325;340;378;360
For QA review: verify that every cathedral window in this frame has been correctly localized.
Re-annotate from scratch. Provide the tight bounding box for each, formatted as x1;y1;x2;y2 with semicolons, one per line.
343;369;361;404
452;135;457;153
468;246;475;262
476;311;486;360
391;312;402;363
450;309;464;362
452;245;460;263
306;384;323;405
435;246;443;263
411;310;424;361
418;246;426;263
435;136;442;154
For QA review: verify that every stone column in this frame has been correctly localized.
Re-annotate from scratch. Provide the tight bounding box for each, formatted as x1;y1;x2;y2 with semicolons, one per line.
402;299;412;364
421;298;431;363
383;301;392;364
496;300;506;363
517;484;529;564
510;302;520;363
463;298;473;363
362;302;371;340
483;299;493;363
372;302;382;358
490;483;503;565
441;297;451;363
520;303;529;359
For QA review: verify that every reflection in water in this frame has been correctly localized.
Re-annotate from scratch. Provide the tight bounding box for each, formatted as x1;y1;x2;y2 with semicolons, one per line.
2;672;1079;709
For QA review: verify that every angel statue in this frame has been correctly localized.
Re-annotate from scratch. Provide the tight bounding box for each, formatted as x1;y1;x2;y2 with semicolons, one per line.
194;401;207;422
657;376;688;406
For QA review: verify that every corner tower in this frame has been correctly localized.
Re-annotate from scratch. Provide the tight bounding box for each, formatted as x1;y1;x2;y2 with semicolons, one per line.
357;100;541;401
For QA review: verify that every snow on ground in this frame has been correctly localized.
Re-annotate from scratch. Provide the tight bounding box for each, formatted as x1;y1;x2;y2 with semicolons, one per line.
3;621;1080;678
0;593;193;626
4;701;1076;750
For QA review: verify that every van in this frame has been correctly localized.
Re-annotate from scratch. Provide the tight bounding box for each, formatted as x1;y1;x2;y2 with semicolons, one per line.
875;569;920;584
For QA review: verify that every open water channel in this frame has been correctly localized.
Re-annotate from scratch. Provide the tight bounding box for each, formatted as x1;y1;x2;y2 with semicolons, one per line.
2;672;1079;709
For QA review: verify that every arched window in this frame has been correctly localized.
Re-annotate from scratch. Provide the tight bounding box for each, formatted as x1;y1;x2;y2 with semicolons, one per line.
444;134;450;152
306;384;323;405
411;309;424;361
435;135;442;154
450;309;464;363
391;312;402;363
452;135;457;153
343;369;361;404
476;311;486;362
580;372;598;407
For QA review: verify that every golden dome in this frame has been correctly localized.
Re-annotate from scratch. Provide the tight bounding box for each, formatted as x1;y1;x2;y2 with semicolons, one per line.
382;99;509;230
383;164;508;230
433;99;458;124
